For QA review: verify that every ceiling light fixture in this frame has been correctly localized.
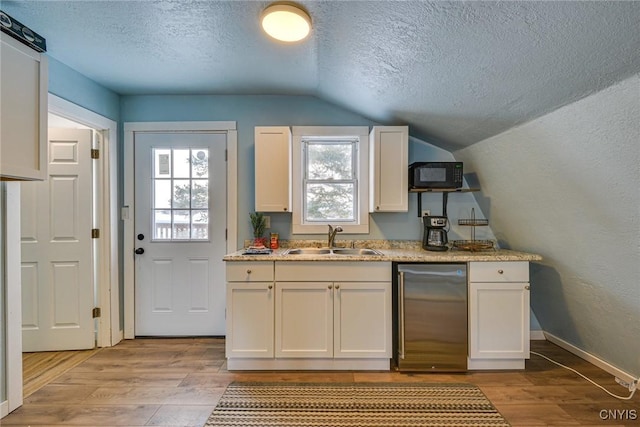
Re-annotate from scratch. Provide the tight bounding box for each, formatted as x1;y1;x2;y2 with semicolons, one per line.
261;2;311;43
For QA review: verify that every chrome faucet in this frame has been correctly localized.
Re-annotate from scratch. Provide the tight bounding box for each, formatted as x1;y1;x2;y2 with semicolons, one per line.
328;225;343;248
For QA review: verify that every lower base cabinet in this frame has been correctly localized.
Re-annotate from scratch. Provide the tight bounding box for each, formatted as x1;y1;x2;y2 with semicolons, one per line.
468;262;531;370
226;261;392;370
275;281;391;359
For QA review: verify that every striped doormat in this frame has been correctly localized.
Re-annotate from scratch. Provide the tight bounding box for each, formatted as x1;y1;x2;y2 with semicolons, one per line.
205;382;510;426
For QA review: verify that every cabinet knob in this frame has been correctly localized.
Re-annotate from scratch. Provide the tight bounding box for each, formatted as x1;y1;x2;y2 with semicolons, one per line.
246;269;252;274
328;285;333;289
525;285;530;290
497;269;504;274
268;284;273;289
335;285;340;289
283;207;287;211
376;206;380;211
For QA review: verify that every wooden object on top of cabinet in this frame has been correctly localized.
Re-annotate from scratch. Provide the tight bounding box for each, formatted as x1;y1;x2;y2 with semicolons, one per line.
468;261;530;369
369;126;408;212
1;32;48;181
254;126;291;212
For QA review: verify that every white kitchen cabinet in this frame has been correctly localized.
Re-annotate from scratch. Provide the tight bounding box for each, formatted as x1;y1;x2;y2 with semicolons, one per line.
226;261;392;370
254;126;291;212
468;261;530;369
275;282;333;358
334;282;391;358
369;126;408;212
274;262;392;361
1;33;48;181
225;262;274;358
274;280;392;360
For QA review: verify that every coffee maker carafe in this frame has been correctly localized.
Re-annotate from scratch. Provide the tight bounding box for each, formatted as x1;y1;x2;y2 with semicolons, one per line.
422;216;448;251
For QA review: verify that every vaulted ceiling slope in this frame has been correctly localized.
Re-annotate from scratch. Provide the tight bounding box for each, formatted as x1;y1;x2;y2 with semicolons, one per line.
3;1;640;149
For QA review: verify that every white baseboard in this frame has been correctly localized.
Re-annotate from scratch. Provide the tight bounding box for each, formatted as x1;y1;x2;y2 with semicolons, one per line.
530;330;546;340
543;331;638;386
1;400;8;418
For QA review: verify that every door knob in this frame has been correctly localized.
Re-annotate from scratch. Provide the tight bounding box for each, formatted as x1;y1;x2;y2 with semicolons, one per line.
135;248;145;255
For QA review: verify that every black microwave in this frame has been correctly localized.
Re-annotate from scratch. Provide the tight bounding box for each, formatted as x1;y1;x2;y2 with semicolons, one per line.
409;162;463;189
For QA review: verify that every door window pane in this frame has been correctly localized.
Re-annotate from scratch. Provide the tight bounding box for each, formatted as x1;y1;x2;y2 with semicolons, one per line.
191;180;208;209
154;180;171;209
152;148;211;241
192;149;209;178
173;149;190;178
191;210;208;239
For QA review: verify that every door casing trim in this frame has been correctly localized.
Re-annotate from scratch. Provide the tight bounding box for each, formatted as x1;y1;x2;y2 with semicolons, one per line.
48;94;120;348
123;121;238;339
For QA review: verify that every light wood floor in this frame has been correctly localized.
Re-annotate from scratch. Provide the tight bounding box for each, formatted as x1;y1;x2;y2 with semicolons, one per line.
3;339;638;426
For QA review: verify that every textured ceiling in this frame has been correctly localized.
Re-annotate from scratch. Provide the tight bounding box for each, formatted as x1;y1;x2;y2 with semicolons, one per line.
3;1;640;149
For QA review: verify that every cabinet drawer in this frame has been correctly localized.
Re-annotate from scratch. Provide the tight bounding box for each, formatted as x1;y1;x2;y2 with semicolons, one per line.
227;262;274;282
275;261;391;282
469;262;529;282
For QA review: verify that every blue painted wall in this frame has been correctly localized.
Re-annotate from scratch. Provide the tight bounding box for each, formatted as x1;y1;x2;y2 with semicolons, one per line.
120;95;490;247
48;57;120;121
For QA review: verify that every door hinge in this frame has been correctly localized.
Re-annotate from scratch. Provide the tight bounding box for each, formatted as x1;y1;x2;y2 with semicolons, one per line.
92;307;101;318
91;228;100;238
225;149;228;161
91;149;100;159
225;228;228;240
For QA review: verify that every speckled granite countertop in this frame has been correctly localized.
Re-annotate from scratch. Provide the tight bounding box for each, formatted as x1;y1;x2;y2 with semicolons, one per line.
224;240;542;262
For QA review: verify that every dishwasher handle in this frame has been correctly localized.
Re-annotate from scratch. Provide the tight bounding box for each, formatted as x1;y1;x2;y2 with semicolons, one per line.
398;271;405;360
398;268;465;277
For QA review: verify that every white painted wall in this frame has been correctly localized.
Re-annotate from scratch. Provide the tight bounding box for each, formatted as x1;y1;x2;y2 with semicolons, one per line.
455;74;640;376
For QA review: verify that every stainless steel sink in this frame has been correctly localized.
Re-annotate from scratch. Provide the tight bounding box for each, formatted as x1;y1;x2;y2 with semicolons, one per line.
331;248;383;256
283;247;383;256
284;248;332;255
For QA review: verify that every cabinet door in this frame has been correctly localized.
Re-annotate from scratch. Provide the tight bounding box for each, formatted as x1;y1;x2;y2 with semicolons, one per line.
369;126;408;212
254;126;291;212
469;282;530;359
275;282;333;358
0;33;48;181
334;282;392;358
226;282;274;358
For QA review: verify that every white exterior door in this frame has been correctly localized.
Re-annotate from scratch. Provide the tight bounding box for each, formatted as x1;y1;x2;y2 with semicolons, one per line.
20;129;95;352
134;132;227;336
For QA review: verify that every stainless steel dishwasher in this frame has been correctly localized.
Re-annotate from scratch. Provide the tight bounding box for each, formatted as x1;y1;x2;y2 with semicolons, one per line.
394;263;468;371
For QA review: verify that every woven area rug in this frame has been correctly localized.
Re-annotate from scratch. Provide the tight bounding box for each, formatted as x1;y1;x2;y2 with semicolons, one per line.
204;382;510;426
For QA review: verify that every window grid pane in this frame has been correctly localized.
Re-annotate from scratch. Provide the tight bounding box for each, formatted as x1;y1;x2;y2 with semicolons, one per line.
152;148;210;241
302;139;358;223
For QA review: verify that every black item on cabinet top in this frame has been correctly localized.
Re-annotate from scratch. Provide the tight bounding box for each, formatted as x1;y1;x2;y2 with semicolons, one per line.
409;162;463;189
0;10;47;52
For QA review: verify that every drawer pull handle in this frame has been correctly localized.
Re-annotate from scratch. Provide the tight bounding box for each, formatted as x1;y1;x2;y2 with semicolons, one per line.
268;285;273;289
246;269;252;274
498;269;504;274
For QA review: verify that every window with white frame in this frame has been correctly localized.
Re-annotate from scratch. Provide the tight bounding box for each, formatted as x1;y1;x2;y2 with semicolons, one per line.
292;126;369;234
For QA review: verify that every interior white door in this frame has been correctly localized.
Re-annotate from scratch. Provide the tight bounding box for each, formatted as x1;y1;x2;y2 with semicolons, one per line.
134;132;227;336
20;128;95;352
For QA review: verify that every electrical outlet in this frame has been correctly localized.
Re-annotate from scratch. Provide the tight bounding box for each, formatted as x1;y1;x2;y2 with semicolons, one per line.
264;216;271;229
615;377;637;392
421;210;431;217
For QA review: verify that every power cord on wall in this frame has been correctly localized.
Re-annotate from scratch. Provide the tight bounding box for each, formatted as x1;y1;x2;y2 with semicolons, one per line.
530;351;638;401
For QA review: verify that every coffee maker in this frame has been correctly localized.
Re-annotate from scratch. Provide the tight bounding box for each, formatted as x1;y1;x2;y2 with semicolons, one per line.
422;216;448;251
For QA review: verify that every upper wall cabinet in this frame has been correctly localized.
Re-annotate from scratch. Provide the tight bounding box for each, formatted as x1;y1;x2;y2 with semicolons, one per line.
255;126;292;212
1;33;48;181
369;126;408;212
